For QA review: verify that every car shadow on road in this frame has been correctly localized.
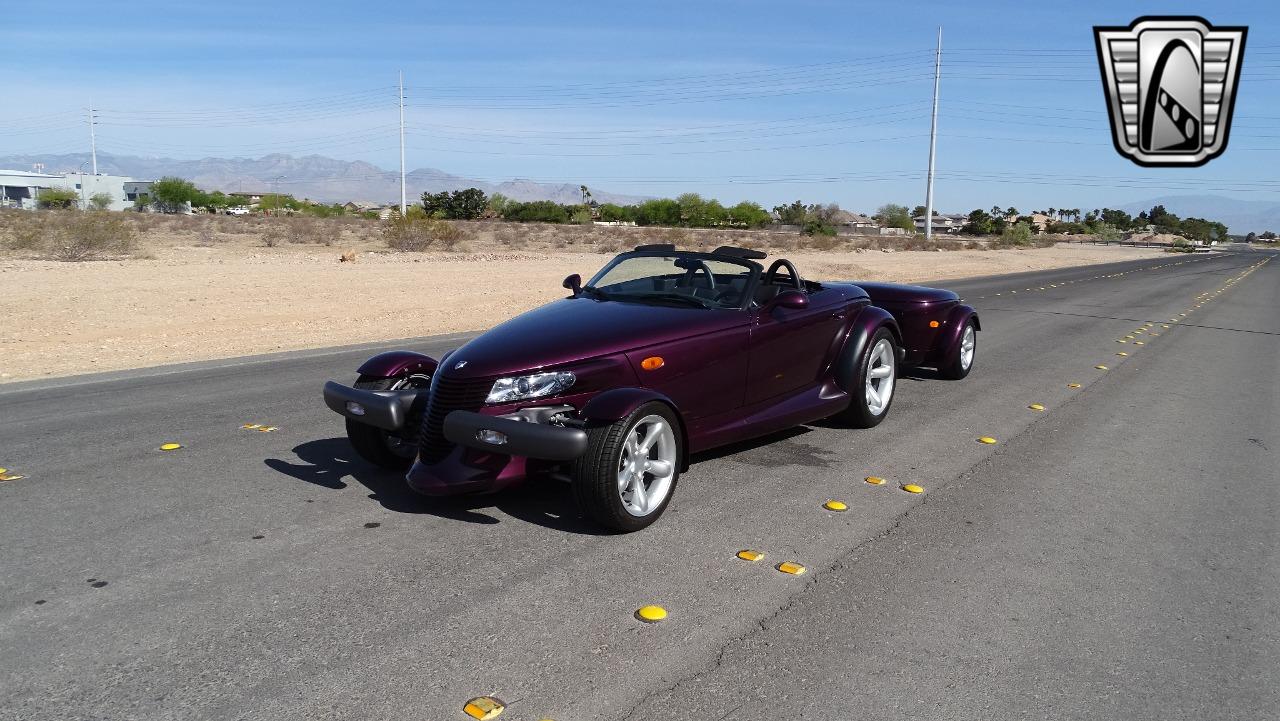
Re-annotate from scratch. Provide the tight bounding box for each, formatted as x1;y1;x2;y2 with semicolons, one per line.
263;437;612;535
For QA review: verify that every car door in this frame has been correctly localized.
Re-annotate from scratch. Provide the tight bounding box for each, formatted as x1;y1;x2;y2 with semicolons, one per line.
746;287;850;405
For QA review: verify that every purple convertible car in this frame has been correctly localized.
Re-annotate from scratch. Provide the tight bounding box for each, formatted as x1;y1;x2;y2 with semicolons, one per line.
323;244;979;531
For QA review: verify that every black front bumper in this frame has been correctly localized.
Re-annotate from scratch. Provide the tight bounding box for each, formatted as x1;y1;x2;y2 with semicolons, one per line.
442;410;588;461
322;381;426;431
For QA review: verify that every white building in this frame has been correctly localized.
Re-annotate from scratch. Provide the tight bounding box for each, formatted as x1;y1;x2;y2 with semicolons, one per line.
0;169;148;211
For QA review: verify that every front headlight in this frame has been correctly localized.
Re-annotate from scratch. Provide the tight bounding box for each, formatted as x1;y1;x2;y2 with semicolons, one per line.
486;371;576;404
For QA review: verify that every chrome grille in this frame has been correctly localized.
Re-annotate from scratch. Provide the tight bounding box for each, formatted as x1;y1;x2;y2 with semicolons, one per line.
417;374;493;463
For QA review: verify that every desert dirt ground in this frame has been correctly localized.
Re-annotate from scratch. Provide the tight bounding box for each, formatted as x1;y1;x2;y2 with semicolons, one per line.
0;237;1165;383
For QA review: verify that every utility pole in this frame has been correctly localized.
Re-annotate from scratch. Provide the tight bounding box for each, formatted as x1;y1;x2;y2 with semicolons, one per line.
399;71;407;217
924;26;942;241
88;102;98;176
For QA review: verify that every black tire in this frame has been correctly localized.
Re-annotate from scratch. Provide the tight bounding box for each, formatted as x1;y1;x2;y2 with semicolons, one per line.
938;319;977;380
834;326;898;428
570;401;682;533
345;374;416;470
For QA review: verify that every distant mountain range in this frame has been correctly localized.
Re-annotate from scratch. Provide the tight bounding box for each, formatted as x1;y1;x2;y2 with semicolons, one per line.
1118;195;1280;235
0;152;648;206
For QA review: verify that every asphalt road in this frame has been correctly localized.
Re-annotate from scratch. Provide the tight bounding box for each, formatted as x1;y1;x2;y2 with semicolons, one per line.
1;247;1276;721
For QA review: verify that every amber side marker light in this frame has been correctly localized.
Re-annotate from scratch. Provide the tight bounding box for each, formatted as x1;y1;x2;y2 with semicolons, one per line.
929;320;940;328
641;356;665;371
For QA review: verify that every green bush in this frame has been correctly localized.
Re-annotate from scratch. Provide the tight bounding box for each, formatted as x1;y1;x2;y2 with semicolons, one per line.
37;188;79;210
501;200;570;223
1001;220;1033;246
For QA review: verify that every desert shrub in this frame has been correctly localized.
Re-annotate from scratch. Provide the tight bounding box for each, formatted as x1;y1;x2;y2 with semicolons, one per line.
384;216;462;251
44;212;137;261
569;207;594;225
261;224;287;248
3;212;49;250
806;233;842;251
196;224;216;246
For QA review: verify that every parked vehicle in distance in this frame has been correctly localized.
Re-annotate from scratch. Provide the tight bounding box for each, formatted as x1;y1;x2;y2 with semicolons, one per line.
323;244;980;531
225;206;250;215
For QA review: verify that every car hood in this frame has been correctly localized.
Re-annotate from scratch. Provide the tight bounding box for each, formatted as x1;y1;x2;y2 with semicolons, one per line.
444;297;749;378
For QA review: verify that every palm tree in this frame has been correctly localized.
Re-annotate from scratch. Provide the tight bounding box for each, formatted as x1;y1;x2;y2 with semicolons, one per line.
1048;207;1057;221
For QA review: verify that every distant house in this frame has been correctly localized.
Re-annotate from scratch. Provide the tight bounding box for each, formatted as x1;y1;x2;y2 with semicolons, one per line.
913;213;967;234
229;191;266;205
829;209;878;235
1005;212;1053;232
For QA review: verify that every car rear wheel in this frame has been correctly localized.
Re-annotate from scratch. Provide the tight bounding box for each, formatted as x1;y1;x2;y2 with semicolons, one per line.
346;374;419;470
939;320;977;380
835;327;897;428
570;402;681;532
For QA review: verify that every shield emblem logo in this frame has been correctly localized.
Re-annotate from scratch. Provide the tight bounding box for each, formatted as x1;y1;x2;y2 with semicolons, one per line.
1094;16;1247;167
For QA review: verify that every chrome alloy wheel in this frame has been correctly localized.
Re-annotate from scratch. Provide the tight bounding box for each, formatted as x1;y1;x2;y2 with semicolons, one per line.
865;338;896;416
959;325;976;371
617;414;677;517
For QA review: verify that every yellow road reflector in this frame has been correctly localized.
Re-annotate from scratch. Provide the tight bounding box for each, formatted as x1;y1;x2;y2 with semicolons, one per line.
1095;365;1108;370
737;549;764;562
463;696;506;720
258;426;278;432
776;561;807;575
159;443;182;451
1116;352;1129;356
1162;324;1171;329
1067;383;1081;388
0;474;24;482
1028;403;1045;411
1149;332;1160;337
1116;339;1128;343
865;475;887;486
635;605;668;623
823;500;848;512
242;423;261;429
977;436;998;444
1124;335;1135;339
1134;341;1145;346
901;483;925;494
0;467;6;474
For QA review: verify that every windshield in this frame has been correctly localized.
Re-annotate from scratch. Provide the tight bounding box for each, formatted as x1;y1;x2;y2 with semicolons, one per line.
586;254;755;309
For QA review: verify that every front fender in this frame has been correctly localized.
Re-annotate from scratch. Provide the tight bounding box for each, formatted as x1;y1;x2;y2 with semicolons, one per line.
580;387;678;423
833;306;901;395
356;350;439;379
932;305;979;365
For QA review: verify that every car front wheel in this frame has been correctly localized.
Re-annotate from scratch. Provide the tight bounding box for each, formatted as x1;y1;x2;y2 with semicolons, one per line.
836;326;897;428
345;374;419;470
570;402;681;532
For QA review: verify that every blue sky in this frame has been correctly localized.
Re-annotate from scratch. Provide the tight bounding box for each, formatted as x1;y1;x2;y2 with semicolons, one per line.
4;0;1278;213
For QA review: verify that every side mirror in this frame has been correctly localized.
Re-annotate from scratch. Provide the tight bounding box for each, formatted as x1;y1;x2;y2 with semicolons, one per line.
563;273;582;294
771;290;809;310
